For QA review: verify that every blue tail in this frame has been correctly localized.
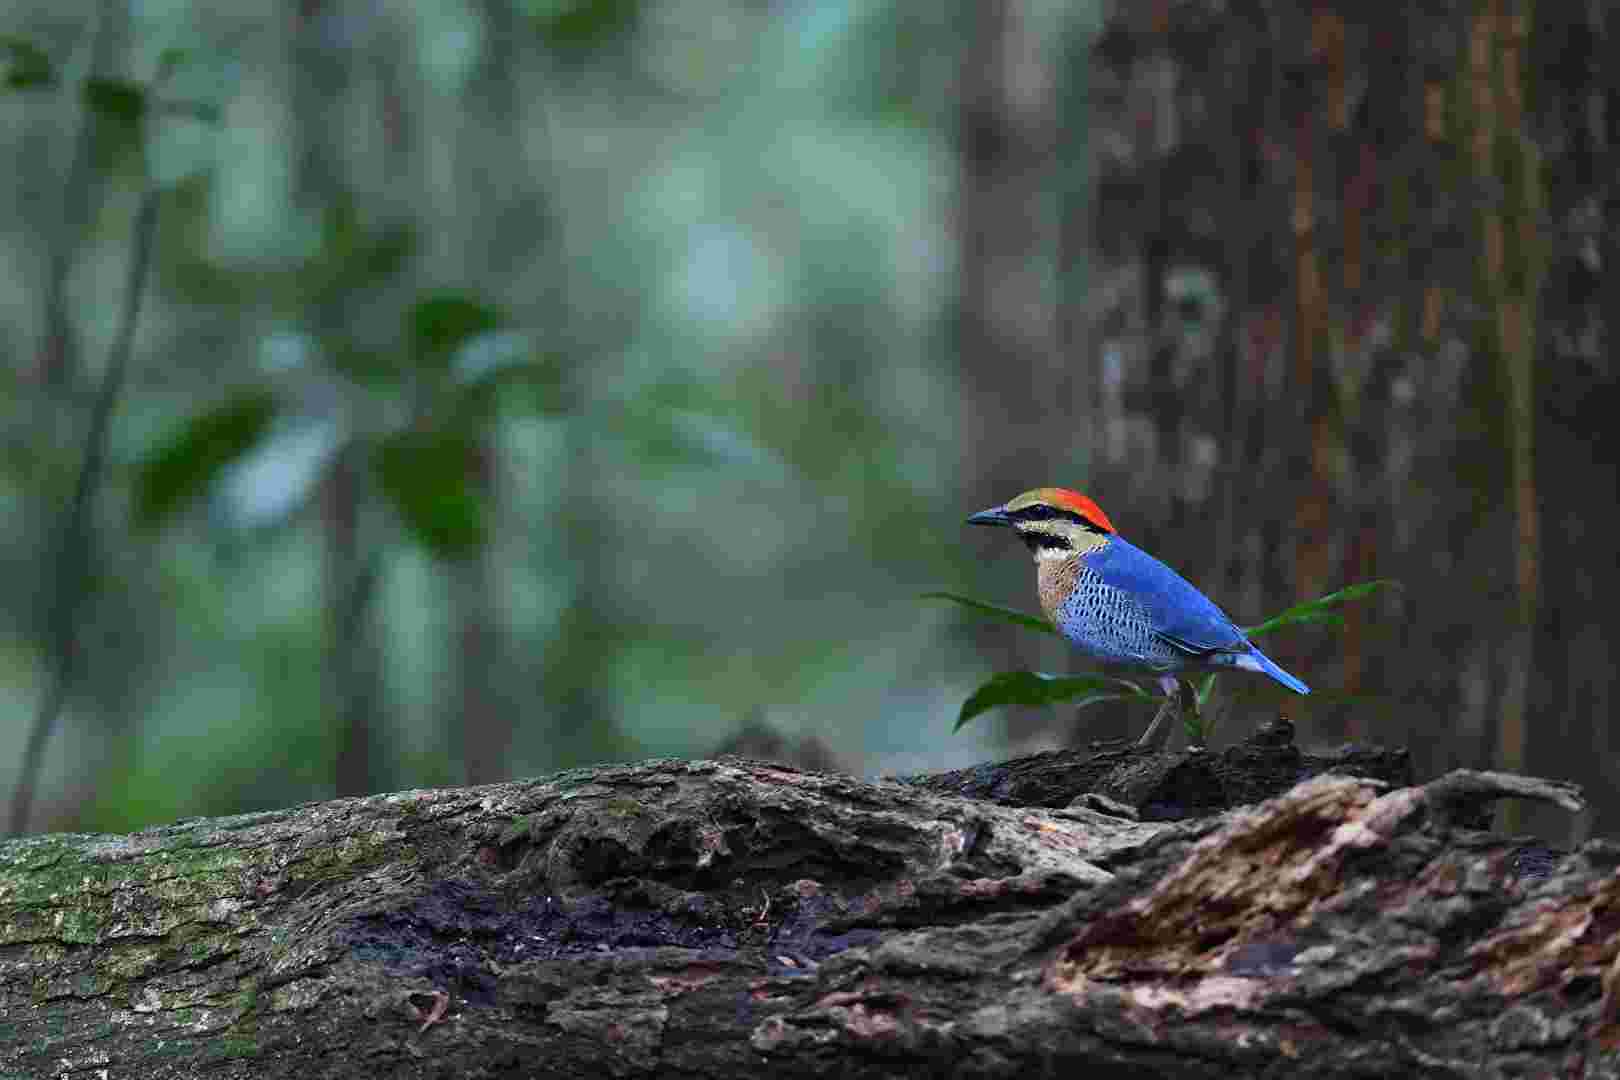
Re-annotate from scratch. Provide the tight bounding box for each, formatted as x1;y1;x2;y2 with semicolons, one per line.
1237;647;1310;695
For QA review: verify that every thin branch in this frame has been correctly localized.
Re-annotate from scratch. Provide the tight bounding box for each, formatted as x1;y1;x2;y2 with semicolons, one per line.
9;188;161;835
35;9;112;389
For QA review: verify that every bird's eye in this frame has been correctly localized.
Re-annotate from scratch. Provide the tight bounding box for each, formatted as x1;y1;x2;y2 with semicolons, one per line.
1021;531;1073;552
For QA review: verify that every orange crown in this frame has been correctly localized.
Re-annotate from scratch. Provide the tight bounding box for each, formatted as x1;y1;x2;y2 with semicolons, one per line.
1030;487;1116;534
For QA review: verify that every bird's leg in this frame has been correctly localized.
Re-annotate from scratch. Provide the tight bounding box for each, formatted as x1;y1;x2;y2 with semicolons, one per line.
1135;675;1184;751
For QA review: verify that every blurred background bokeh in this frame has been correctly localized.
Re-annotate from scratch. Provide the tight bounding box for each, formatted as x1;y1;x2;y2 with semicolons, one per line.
2;1;1615;844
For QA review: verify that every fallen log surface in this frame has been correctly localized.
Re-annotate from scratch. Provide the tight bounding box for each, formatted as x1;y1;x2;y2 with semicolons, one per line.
0;730;1606;1078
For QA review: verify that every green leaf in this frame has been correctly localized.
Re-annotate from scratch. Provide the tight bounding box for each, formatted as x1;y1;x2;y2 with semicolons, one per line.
134;391;278;529
1242;579;1402;639
83;77;146;123
1;36;54;90
529;0;641;56
408;294;502;368
84;78;148;169
155;47;192;80
360;223;417;286
1183;708;1207;745
954;671;1151;732
373;429;487;559
921;592;1061;637
307;198;417;301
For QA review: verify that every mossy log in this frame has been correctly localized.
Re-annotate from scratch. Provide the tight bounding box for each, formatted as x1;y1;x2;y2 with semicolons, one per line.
0;741;1605;1078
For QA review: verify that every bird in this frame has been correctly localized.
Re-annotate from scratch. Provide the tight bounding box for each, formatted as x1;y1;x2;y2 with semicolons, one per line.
967;487;1309;746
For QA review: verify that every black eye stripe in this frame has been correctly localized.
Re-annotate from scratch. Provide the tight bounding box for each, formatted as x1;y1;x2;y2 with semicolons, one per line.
1012;505;1103;531
1012;505;1071;522
1020;532;1073;552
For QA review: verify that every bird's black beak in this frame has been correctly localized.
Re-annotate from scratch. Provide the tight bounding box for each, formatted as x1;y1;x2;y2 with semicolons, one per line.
967;505;1012;528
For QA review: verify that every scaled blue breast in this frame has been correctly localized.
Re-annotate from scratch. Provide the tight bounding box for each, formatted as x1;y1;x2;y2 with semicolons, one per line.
1058;564;1189;668
1057;535;1250;668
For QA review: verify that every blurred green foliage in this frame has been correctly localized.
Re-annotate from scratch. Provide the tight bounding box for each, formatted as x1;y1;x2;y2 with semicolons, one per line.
1;0;1006;833
408;295;502;367
1;35;54;90
82;77;146;169
134;390;278;529
373;430;488;560
527;0;642;57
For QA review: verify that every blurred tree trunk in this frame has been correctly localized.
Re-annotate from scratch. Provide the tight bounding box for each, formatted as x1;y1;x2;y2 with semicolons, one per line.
955;0;1076;704
1082;0;1617;837
542;458;627;767
453;444;511;786
955;0;1066;492
13;0;131;833
35;0;124;395
445;0;532;785
1528;4;1620;839
1466;5;1541;833
287;8;388;797
322;447;382;797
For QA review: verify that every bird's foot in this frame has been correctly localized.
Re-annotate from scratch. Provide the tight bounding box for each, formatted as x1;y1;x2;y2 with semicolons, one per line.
1134;678;1199;752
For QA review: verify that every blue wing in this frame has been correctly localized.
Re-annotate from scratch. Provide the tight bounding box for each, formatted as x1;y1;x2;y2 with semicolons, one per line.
1084;536;1249;656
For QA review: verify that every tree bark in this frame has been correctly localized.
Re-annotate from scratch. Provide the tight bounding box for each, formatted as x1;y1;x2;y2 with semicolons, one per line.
0;737;1603;1078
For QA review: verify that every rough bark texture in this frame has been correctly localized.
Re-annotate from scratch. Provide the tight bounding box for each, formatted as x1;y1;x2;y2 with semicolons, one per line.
0;729;1604;1078
1080;0;1620;844
906;717;1412;818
